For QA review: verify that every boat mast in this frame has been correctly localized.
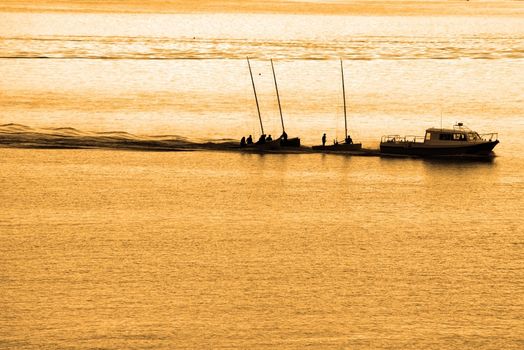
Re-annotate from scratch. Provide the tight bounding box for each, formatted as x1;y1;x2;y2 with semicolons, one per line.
247;57;264;135
270;59;285;133
341;59;348;140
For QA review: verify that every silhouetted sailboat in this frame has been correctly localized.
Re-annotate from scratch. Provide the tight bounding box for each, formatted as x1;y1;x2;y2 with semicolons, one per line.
244;57;281;150
270;59;301;148
312;60;362;151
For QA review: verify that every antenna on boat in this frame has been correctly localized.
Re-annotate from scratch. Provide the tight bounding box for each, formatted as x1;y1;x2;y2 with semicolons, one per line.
247;57;264;135
440;107;443;130
270;59;285;134
341;59;348;141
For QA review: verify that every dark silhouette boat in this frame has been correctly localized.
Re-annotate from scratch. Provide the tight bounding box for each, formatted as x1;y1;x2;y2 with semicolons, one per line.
312;141;362;152
380;123;499;157
242;57;282;151
312;60;362;152
270;59;300;148
242;58;300;151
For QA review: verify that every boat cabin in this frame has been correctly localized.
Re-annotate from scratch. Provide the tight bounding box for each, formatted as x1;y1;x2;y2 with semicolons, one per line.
381;123;497;145
424;128;481;143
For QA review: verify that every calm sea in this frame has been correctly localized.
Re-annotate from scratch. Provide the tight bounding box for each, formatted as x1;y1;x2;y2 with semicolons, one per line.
0;11;523;349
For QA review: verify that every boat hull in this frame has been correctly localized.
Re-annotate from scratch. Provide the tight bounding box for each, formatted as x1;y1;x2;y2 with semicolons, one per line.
280;137;300;147
380;140;499;157
312;143;362;151
254;139;282;150
241;139;282;151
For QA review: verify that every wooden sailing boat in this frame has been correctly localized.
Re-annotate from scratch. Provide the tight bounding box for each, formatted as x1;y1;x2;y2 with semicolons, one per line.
312;60;362;151
244;57;281;150
270;59;301;148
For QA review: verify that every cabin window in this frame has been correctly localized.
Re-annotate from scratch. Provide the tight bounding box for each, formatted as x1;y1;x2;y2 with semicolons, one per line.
425;132;431;141
453;133;466;141
439;133;452;140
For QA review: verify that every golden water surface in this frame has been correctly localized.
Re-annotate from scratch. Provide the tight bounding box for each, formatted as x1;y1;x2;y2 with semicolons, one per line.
0;2;523;349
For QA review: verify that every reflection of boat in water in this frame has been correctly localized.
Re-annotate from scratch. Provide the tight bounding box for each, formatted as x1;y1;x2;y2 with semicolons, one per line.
242;58;300;151
380;123;499;157
312;60;362;152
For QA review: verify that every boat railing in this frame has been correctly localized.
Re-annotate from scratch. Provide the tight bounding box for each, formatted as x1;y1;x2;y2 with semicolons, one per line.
381;135;399;143
381;135;424;143
479;133;498;141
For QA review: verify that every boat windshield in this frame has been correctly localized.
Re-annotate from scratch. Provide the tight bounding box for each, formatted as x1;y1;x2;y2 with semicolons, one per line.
468;132;481;141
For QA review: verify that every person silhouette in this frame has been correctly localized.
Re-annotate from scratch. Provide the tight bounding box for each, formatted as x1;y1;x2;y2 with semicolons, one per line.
240;136;246;147
322;133;327;146
246;135;253;144
267;134;273;142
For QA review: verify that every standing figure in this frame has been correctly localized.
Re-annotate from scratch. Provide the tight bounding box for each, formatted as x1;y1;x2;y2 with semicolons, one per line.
247;135;253;144
240;136;246;147
322;133;327;147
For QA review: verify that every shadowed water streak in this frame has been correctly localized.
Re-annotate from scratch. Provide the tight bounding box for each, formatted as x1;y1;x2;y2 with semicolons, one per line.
0;123;238;151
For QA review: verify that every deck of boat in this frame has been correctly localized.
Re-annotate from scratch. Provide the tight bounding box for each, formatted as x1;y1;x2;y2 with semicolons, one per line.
311;143;362;151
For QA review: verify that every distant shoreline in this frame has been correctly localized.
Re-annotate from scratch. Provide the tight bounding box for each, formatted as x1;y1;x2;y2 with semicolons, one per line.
1;0;523;17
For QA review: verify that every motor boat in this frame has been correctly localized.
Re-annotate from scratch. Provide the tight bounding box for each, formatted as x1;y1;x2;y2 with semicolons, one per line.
380;123;499;157
313;60;362;152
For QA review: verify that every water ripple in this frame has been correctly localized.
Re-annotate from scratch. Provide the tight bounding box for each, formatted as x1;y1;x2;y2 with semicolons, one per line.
1;35;523;60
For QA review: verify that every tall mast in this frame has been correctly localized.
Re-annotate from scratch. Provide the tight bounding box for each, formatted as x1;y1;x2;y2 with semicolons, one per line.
341;59;347;140
270;59;285;133
247;57;264;135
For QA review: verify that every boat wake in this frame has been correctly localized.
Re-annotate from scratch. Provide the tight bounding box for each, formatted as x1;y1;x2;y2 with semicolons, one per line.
0;123;237;151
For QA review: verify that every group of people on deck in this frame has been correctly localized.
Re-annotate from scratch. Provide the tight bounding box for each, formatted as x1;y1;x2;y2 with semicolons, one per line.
322;133;353;146
240;131;287;147
240;131;350;147
240;135;253;147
